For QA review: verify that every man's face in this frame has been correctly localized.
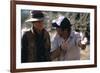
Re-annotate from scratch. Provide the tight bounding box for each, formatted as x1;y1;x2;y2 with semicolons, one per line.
33;21;44;31
56;27;70;39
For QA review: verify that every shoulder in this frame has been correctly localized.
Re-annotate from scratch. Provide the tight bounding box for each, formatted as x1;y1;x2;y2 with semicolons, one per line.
71;31;81;38
52;33;62;44
22;30;32;38
24;30;31;35
43;29;50;37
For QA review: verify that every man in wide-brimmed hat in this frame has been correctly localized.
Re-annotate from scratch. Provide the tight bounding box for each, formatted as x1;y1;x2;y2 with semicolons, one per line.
51;16;87;60
21;11;51;63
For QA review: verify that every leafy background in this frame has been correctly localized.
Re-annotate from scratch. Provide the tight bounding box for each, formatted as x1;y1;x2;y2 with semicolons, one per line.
21;9;90;60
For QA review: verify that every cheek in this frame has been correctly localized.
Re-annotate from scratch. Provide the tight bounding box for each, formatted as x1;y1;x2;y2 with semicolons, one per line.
36;24;44;30
63;32;69;38
38;24;43;27
37;24;44;29
35;22;43;27
57;31;62;36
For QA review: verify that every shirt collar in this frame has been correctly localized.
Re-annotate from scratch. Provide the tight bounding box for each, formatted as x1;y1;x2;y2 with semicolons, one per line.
30;27;34;34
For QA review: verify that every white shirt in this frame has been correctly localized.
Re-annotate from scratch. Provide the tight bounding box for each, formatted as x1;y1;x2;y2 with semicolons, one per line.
51;31;81;60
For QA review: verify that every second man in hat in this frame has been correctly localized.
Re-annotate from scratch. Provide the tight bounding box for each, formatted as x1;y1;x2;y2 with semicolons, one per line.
51;16;87;61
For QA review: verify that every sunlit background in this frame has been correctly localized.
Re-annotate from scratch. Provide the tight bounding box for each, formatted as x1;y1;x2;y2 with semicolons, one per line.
21;9;90;60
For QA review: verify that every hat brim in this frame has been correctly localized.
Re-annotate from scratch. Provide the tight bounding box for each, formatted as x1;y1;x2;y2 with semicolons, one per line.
25;18;43;22
52;22;60;28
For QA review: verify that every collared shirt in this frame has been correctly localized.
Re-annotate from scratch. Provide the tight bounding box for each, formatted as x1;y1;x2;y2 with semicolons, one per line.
51;31;81;60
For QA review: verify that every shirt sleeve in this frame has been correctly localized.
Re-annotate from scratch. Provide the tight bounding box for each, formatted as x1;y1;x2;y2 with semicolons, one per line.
75;32;81;46
21;32;28;62
51;35;59;52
